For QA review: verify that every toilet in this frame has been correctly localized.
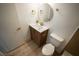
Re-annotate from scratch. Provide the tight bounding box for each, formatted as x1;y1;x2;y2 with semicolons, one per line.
42;33;64;56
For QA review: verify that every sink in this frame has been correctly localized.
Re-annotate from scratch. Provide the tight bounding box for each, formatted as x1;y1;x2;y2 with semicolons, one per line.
29;23;49;33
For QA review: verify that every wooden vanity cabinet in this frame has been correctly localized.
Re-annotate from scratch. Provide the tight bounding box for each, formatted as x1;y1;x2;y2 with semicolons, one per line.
29;26;49;46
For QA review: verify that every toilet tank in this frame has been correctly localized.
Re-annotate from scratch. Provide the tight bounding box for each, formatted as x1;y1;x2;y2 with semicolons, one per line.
49;33;64;47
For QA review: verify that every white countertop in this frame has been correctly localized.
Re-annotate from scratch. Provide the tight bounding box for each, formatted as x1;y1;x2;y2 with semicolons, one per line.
29;23;49;33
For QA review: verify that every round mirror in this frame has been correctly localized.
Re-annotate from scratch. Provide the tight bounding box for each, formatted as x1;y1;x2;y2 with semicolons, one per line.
38;3;53;22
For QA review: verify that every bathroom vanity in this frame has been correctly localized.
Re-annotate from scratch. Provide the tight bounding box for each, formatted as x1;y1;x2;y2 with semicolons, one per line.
29;24;49;46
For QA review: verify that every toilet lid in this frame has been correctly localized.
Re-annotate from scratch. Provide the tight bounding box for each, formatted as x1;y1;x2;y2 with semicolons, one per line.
42;43;55;56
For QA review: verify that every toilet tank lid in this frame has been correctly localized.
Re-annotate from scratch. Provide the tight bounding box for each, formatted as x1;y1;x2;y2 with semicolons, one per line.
50;33;64;42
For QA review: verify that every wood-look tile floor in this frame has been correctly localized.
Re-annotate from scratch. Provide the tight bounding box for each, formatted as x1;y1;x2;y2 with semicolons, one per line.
7;40;43;56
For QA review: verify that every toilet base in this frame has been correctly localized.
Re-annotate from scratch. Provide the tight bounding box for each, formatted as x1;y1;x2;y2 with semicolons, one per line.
42;43;55;56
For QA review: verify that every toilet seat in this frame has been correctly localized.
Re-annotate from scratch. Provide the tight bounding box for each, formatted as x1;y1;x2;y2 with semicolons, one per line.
42;43;55;56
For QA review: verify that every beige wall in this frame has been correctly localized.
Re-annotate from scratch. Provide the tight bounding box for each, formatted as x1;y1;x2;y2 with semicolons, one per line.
15;3;79;53
0;4;28;52
49;3;79;53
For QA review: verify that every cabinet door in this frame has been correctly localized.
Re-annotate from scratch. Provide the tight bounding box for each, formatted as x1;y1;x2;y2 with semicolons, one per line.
41;30;48;45
30;26;41;46
34;31;41;46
